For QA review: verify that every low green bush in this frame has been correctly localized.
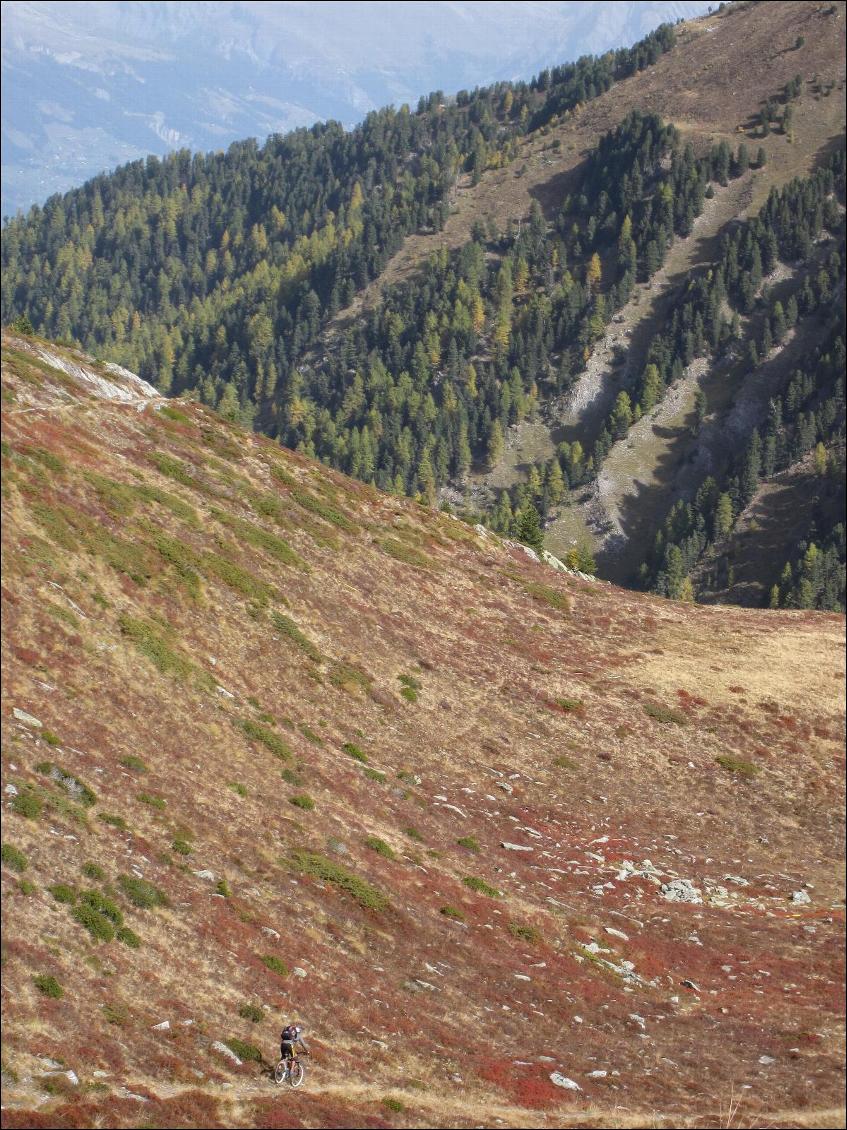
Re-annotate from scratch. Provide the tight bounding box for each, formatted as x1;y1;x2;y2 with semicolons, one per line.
1;843;27;872
119;615;196;682
260;954;288;977
171;838;192;856
553;754;578;769
119;755;148;773
98;812;128;830
48;882;77;904
80;890;123;925
270;611;321;661
398;673;422;703
235;719;292;761
508;921;542;944
238;1003;264;1023
381;538;432;569
118;875;169;909
72;902;115;942
290;850;389;911
223;1038;262;1063
440;905;466;921
33;974;63;999
342;741;368;763
288;794;315;811
137;792;167;810
457;836;480;852
462;876;501;898
12;790;42;819
364;836;395;860
715;754;759;778
81;861;105;881
643;702;688;725
116;926;141;948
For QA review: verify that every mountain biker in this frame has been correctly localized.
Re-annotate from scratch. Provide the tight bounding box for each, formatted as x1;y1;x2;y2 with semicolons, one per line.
280;1022;309;1064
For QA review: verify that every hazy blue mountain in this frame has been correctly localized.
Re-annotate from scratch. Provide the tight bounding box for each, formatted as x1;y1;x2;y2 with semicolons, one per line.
1;0;712;216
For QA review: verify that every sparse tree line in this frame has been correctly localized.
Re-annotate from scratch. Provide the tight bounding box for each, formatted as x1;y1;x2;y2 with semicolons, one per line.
590;144;845;470
641;304;845;610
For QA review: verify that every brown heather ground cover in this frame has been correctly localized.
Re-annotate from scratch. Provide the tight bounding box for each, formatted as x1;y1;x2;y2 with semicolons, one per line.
0;332;845;1128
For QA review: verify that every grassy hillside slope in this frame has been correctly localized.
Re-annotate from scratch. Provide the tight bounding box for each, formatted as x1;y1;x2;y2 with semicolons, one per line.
1;333;845;1129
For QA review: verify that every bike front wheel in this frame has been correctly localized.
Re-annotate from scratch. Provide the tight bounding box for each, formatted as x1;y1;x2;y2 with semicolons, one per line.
289;1058;306;1088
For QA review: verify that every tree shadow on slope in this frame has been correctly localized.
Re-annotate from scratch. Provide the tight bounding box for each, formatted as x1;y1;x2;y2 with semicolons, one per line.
597;295;840;587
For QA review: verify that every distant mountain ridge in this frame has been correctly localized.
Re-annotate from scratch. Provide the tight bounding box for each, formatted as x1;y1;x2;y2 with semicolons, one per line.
1;0;712;216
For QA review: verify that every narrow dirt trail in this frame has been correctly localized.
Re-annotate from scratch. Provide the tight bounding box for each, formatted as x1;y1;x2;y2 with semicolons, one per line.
5;1068;843;1130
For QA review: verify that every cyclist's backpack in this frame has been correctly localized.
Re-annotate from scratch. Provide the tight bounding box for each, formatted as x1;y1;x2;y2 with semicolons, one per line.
281;1025;298;1042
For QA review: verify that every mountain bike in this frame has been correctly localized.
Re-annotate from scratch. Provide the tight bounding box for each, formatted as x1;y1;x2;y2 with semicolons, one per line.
274;1052;306;1088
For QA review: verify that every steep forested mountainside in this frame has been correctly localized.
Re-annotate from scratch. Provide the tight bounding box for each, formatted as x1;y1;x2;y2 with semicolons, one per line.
1;334;845;1129
1;1;845;610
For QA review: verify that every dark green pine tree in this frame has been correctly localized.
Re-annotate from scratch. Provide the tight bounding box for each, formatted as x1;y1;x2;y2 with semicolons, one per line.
515;502;545;554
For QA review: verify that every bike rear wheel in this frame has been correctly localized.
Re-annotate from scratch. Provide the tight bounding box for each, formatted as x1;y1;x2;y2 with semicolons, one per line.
273;1059;286;1084
289;1058;306;1088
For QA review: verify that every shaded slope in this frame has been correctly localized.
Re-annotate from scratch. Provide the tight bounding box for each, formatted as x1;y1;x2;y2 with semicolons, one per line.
1;334;845;1129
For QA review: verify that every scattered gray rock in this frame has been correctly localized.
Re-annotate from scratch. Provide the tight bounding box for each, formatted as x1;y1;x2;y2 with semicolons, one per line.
550;1072;582;1091
4;783;19;795
411;979;438;992
261;926;280;940
581;941;609;956
604;926;629;941
759;1055;776;1065
790;890;811;905
587;1069;608;1078
681;979;700;992
661;879;702;904
118;1088;150;1102
293;966;308;979
193;869;216;882
514;973;531;981
501;841;533;852
439;802;468;818
151;1020;170;1031
13;708;42;727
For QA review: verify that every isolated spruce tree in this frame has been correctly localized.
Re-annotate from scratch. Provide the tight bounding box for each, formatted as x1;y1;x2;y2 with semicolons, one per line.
515;502;544;553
